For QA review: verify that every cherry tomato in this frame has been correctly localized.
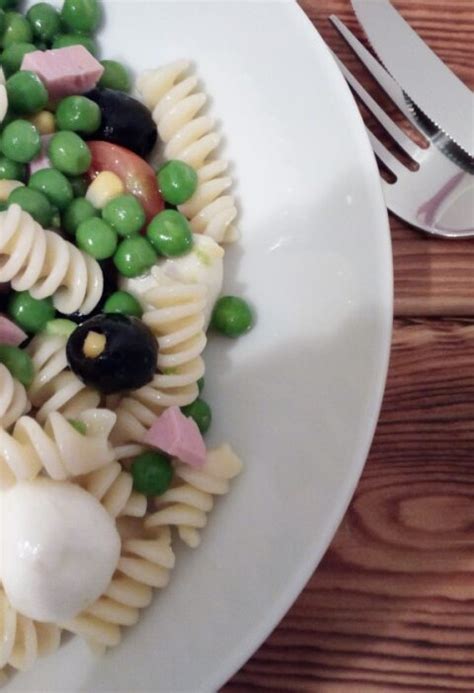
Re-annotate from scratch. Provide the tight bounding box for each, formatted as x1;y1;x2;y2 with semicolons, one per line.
87;141;164;222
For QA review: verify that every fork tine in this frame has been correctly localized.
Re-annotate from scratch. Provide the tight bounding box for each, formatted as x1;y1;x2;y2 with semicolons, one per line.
366;129;407;179
331;51;416;173
330;16;427;143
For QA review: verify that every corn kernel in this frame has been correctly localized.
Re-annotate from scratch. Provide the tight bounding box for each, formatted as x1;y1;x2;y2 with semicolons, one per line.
86;171;124;210
83;331;107;359
28;110;56;136
0;179;23;201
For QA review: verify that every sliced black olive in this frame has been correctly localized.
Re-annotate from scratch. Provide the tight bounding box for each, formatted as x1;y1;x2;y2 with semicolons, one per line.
84;87;158;158
66;314;158;394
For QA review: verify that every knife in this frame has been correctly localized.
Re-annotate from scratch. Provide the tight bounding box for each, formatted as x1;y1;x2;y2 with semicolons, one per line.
351;0;474;157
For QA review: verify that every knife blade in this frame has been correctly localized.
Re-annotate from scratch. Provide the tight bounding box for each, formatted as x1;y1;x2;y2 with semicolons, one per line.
351;0;474;157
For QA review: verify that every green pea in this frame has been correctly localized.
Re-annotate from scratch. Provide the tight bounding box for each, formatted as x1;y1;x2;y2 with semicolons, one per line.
1;120;40;163
76;217;117;260
197;376;205;394
45;318;76;337
103;290;143;318
0;155;25;180
62;196;97;235
52;33;97;56
1;42;36;78
8;186;52;226
181;398;212;434
98;59;131;92
211;296;253;338
28;168;74;212
157;160;198;206
26;3;60;43
61;0;101;34
8;290;55;334
68;418;87;435
68;175;88;197
131;451;173;496
0;344;34;387
147;210;193;257
6;71;48;115
102;194;145;237
0;9;5;36
48;131;91;175
113;236;157;278
2;12;33;49
55;95;101;135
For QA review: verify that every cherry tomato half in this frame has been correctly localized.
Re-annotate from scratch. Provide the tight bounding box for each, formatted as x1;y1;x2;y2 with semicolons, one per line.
87;141;164;222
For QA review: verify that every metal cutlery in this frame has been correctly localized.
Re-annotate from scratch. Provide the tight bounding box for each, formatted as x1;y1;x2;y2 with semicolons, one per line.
330;16;474;238
351;0;474;158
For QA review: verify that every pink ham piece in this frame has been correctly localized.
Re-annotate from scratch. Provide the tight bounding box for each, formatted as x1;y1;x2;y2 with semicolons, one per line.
144;406;207;468
0;315;27;347
21;46;104;100
29;134;53;175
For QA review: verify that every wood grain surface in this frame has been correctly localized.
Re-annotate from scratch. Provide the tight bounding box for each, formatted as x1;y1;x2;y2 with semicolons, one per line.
225;1;474;690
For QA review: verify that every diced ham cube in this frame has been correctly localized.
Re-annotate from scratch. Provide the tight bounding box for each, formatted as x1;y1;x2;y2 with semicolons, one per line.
21;46;104;100
0;315;27;347
144;406;207;468
29;134;53;175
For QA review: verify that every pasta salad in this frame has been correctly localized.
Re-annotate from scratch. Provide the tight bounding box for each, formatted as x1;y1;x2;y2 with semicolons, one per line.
0;0;253;679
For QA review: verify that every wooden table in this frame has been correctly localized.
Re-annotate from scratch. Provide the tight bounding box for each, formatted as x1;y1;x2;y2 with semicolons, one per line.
226;1;474;689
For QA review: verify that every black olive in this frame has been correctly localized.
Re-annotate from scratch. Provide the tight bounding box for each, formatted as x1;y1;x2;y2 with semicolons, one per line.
84;88;158;158
66;314;158;394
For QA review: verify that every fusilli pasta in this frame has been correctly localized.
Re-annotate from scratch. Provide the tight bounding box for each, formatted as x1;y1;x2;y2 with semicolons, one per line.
0;204;103;315
60;523;174;650
0;590;61;673
111;277;207;449
0;363;30;430
0;408;116;486
137;60;238;244
77;461;147;519
145;444;243;548
27;333;100;425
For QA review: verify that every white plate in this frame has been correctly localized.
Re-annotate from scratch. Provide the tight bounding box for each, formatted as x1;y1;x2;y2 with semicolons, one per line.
11;1;392;690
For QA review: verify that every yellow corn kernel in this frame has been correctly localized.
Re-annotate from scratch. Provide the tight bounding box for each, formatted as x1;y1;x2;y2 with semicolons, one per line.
0;179;23;202
83;331;107;359
86;171;124;210
28;110;56;136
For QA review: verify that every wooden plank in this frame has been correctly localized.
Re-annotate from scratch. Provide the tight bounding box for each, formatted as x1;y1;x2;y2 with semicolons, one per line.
300;0;474;318
225;319;474;690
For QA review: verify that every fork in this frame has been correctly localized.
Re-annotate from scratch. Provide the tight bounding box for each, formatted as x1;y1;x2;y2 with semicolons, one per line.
329;16;474;239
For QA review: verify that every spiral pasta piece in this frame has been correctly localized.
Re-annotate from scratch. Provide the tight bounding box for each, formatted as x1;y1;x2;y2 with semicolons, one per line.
111;278;207;448
0;204;103;315
78;461;147;519
0;408;116;487
60;524;174;650
137;60;238;244
0;364;30;430
0;590;61;674
145;444;242;548
27;334;100;425
0;70;7;125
